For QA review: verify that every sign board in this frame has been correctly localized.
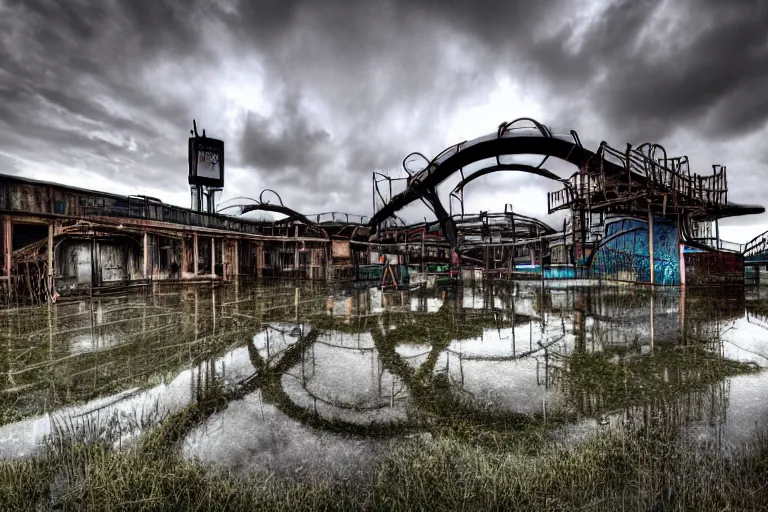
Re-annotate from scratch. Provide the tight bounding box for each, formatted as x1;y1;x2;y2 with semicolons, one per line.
331;240;351;259
188;137;225;188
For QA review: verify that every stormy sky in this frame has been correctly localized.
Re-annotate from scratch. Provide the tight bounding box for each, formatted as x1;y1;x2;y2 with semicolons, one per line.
0;0;767;241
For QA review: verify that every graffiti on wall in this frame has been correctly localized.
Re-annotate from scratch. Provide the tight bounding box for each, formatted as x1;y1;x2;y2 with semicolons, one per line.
591;217;680;285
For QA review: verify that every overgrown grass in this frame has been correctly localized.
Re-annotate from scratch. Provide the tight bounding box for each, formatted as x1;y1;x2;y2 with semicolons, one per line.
2;402;767;511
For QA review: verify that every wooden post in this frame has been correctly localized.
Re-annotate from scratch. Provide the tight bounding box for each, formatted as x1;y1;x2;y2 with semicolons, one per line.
325;243;331;281
221;239;228;280
294;244;299;280
3;217;11;278
420;235;425;274
256;243;263;279
648;206;654;285
294;226;300;280
182;237;188;277
47;224;54;277
143;232;148;279
47;223;55;302
234;240;239;279
211;237;216;277
193;233;199;276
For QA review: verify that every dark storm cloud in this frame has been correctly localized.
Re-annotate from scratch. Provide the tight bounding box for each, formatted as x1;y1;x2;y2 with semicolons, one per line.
527;0;768;142
0;0;219;192
239;91;331;178
0;0;766;223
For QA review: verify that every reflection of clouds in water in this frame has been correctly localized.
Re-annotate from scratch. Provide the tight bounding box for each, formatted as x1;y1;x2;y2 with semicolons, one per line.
395;344;433;370
462;286;505;311
183;390;383;480
409;297;444;313
439;354;560;416
252;323;308;366
0;346;256;460
715;317;768;444
280;331;409;425
447;323;569;359
5;284;768;475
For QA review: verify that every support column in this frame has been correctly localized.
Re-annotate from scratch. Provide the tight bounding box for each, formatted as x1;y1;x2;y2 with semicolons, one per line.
420;237;425;274
47;224;54;277
648;206;654;285
182;237;189;277
256;243;264;279
221;239;228;281
47;223;56;302
143;232;148;279
3;217;11;278
211;237;216;277
294;244;299;279
193;233;199;276
678;215;685;286
233;240;239;279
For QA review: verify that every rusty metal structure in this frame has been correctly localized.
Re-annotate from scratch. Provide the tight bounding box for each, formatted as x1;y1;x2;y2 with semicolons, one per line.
2;118;765;305
368;118;764;287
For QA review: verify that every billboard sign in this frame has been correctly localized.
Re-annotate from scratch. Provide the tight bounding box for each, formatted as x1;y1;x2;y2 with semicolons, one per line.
188;137;224;187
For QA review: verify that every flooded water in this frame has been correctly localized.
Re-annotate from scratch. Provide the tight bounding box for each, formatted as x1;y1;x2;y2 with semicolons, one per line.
1;280;767;479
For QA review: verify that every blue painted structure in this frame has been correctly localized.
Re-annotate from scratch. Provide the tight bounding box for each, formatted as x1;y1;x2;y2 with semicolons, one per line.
591;217;680;285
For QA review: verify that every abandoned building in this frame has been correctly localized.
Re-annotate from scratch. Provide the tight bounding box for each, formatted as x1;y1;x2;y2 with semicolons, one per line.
2;117;766;304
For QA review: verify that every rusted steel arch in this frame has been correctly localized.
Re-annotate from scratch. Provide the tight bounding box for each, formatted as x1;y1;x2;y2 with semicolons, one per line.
216;189;317;226
218;202;315;226
450;164;562;196
368;118;594;230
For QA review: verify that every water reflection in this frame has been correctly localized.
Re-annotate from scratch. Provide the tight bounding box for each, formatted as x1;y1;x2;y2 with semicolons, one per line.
0;281;766;476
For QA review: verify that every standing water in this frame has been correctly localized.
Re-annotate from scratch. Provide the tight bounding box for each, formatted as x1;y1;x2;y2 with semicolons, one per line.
1;281;766;481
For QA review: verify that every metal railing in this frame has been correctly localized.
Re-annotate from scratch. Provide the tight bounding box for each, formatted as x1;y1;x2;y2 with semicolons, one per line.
743;231;768;260
311;212;369;225
600;144;727;207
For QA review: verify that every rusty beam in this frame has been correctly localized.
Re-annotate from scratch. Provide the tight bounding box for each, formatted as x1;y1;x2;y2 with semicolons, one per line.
3;217;11;278
47;223;53;277
82;215;328;242
211;237;216;277
193;233;199;276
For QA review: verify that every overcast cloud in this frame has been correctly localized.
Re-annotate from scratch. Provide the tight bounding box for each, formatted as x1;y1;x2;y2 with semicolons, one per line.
0;0;766;240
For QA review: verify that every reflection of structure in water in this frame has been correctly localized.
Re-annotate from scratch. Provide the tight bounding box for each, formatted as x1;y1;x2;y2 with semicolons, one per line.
281;330;409;426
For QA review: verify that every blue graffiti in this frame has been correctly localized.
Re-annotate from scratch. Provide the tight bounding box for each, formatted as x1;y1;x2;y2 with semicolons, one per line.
592;217;680;285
